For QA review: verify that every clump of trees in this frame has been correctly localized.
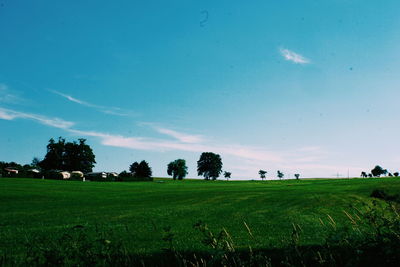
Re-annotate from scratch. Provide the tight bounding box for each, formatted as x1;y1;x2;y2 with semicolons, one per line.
361;165;394;178
0;161;40;178
129;160;152;179
371;165;388;177
197;152;223;180
167;159;188;180
39;137;96;173
117;160;153;181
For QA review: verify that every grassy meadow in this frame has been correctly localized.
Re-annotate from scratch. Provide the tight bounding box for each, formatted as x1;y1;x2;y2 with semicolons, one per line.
1;177;400;265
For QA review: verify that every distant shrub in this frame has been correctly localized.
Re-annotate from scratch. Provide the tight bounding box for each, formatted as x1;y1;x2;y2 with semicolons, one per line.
43;170;63;180
117;171;153;182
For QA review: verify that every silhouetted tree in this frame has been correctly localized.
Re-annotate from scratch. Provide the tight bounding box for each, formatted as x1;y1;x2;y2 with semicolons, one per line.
277;170;284;180
39;137;96;173
224;171;231;181
64;139;96;173
258;170;267;180
361;171;367;178
39;137;65;170
394;172;399;177
368;173;373;178
388;173;393;177
294;173;300;180
371;165;387;177
197;152;223;180
167;159;188;180
130;160;152;178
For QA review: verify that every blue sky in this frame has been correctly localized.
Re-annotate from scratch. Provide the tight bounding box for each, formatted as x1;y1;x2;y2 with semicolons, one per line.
1;0;400;179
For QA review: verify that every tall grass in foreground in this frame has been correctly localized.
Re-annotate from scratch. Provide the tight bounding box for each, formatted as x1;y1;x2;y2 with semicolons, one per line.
1;198;399;266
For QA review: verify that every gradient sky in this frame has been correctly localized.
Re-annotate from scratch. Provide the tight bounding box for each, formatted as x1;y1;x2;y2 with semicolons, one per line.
1;0;400;179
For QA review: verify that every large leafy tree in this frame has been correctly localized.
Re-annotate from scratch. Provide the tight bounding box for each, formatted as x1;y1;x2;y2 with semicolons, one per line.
197;152;223;180
39;137;96;172
130;160;152;178
39;137;65;170
167;159;188;180
371;165;387;177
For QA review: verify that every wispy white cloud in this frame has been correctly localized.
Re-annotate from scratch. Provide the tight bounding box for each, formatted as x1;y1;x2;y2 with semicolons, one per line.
0;83;25;104
0;107;74;129
0;107;282;163
279;48;310;64
143;123;206;144
50;90;137;117
70;128;282;163
1;107;358;178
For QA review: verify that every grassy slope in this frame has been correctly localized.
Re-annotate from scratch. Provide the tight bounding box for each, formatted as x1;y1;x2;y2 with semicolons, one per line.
0;177;399;254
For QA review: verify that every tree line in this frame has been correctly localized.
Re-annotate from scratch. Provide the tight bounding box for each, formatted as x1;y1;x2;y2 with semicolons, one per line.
361;165;399;178
1;137;399;181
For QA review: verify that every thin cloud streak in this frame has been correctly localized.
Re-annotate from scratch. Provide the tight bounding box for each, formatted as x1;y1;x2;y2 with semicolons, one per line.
0;107;283;163
50;90;137;117
70;128;282;162
0;83;25;104
0;107;74;129
145;123;206;143
0;107;354;178
279;48;310;64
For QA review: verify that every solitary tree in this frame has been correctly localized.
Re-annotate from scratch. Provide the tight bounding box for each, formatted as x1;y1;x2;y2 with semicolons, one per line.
197;152;223;180
294;173;300;180
394;172;399;177
167;159;188;180
371;165;387;177
258;170;267;180
277;170;284;180
361;171;367;178
224;171;231;181
130;160;152;178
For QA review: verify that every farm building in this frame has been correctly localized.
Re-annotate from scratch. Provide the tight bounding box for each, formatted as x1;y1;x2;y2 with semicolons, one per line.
59;171;71;180
71;171;84;180
4;168;19;175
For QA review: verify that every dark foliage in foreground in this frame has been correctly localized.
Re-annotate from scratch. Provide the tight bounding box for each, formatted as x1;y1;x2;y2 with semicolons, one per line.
2;199;399;266
371;188;400;203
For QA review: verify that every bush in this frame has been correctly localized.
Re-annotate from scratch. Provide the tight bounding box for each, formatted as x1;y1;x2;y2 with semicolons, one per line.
117;171;153;182
43;170;63;180
371;189;400;203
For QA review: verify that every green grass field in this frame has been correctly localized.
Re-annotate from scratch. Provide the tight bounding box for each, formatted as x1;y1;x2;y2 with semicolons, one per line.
1;177;399;259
